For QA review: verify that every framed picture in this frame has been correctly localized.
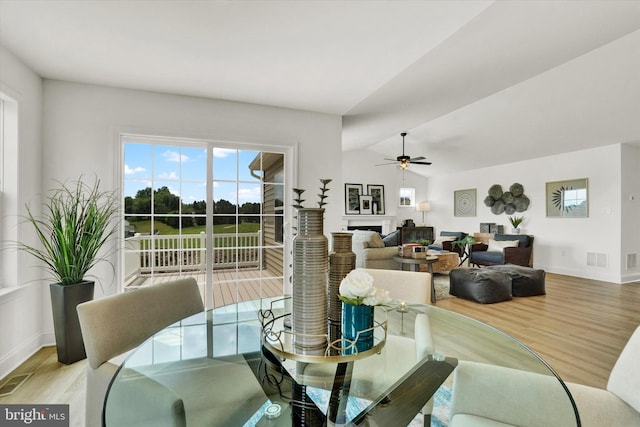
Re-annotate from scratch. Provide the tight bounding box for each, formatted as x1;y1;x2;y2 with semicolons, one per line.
345;183;363;215
546;178;588;217
399;187;415;207
454;188;477;217
359;195;373;215
366;184;385;215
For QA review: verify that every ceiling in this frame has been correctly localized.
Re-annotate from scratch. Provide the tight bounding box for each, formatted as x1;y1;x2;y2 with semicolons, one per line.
1;0;639;177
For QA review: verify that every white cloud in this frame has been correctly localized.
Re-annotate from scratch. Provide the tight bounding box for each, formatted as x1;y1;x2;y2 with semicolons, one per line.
158;171;179;180
124;164;145;175
238;187;262;203
213;148;236;158
162;150;188;163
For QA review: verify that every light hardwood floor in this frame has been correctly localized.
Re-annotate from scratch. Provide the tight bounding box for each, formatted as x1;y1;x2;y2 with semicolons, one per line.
1;272;639;427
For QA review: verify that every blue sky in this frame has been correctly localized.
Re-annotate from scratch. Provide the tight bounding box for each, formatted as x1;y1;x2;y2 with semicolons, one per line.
124;142;262;204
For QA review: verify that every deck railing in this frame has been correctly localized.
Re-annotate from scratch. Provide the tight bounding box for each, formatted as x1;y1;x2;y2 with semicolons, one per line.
124;232;261;278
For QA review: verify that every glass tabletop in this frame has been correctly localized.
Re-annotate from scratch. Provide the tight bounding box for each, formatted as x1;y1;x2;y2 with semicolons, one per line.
103;297;579;426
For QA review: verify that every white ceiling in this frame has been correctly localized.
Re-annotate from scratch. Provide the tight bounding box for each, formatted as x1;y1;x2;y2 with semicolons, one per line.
1;0;639;177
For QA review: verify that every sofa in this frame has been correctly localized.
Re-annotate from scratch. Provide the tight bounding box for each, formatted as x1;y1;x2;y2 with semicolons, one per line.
469;234;534;267
352;230;398;269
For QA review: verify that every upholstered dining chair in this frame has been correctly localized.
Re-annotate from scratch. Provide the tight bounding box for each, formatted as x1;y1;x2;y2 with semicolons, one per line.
360;268;430;304
448;325;640;426
77;278;204;427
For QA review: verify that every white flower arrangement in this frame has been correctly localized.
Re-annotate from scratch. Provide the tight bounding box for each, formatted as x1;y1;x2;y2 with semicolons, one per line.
338;270;392;306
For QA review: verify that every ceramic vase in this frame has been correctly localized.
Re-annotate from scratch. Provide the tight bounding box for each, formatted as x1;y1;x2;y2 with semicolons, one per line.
328;232;355;351
292;208;328;352
342;303;374;354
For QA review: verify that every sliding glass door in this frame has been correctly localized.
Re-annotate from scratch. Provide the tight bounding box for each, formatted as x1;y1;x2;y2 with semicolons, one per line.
122;135;287;308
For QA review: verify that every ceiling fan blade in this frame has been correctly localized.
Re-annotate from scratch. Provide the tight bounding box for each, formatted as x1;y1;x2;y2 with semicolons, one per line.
411;156;426;161
383;158;397;161
411;161;432;165
376;162;398;166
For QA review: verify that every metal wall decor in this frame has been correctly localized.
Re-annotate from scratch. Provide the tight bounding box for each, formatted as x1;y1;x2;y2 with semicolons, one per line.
483;183;530;215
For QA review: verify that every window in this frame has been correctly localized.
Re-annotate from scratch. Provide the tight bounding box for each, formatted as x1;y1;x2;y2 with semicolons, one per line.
122;136;288;309
399;187;415;207
0;92;19;289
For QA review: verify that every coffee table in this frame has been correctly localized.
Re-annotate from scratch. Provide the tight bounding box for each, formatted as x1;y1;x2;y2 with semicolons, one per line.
103;298;579;427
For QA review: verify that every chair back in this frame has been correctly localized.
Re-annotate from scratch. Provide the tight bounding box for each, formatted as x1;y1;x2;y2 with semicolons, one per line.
607;325;640;412
494;234;532;248
77;278;204;369
360;268;429;304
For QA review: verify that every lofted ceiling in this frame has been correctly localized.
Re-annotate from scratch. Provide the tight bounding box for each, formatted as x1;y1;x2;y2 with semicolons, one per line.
1;0;639;177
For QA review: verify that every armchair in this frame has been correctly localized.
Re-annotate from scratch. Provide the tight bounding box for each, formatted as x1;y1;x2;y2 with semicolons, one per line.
428;231;467;256
469;234;534;267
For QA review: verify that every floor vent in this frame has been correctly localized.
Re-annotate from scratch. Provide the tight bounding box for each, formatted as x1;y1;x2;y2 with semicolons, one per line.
627;253;638;270
587;252;608;268
0;372;33;397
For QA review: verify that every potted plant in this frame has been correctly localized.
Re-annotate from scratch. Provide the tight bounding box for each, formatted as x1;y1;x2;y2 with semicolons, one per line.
338;270;391;353
17;177;118;364
508;215;525;234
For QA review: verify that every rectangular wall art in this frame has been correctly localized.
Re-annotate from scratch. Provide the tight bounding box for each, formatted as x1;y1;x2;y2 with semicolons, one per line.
546;178;588;217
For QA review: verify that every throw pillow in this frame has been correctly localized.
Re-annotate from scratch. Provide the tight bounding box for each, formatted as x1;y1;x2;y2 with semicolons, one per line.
433;235;457;246
487;239;519;253
367;232;385;248
382;230;400;247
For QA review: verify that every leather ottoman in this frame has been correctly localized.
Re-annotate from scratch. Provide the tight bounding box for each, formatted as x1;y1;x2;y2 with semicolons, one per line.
486;265;546;297
449;268;512;304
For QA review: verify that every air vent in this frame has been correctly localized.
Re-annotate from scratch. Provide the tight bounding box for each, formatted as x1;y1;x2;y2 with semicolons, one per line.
587;252;608;268
0;372;33;397
627;253;638;270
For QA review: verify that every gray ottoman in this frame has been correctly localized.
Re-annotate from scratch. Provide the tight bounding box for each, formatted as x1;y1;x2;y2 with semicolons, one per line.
486;265;546;297
449;268;512;304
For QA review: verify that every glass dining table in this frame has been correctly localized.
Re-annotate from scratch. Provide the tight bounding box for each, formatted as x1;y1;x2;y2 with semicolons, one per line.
103;297;579;426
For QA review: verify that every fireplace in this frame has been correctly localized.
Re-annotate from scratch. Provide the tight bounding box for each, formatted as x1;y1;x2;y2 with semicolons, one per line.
341;216;395;235
347;225;383;233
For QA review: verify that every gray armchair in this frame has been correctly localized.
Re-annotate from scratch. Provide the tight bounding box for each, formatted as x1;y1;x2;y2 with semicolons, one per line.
469;234;534;267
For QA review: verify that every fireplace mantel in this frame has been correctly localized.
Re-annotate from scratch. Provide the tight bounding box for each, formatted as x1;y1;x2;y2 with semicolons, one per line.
341;215;396;235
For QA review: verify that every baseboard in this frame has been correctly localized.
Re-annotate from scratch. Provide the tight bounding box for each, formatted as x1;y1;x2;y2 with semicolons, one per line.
0;332;46;381
621;272;640;284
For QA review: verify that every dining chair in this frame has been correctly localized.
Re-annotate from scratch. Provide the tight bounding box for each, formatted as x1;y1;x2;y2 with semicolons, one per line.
77;278;204;427
448;325;640;426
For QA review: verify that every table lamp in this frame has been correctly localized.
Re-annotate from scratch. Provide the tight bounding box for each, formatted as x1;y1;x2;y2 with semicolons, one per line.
417;201;431;225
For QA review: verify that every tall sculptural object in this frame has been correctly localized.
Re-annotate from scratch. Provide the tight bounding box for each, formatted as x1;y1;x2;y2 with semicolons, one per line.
328;232;355;350
292;208;328;352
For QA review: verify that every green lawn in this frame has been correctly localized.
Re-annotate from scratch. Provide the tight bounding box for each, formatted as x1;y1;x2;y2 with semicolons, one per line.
130;220;260;235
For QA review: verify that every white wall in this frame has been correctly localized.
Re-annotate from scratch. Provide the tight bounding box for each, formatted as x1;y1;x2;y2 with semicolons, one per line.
621;143;640;283
0;46;44;378
42;79;343;296
427;144;630;283
341;148;428;230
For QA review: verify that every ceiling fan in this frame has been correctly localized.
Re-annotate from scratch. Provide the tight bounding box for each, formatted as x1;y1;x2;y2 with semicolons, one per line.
377;132;432;169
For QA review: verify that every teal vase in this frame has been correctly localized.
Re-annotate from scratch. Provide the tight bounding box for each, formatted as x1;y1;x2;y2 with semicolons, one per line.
342;303;374;354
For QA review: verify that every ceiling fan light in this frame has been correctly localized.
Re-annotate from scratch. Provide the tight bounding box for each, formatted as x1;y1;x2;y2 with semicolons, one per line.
399;161;408;170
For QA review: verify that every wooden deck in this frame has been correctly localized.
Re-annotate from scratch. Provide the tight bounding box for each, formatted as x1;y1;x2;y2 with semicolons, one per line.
126;267;284;308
